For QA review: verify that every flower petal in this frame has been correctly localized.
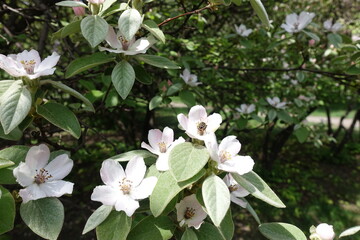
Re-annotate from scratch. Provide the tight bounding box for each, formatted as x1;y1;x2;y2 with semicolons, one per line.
206;113;222;133
100;159;125;187
155;154;169;171
218;155;254;175
114;194;139;217
162;127;174;145
45;154;73;180
19;184;46;203
125;156;146;187
16;49;41;69
285;13;298;26
39;180;73;197
230;195;247;208
105;26;122;49
219;136;241;157
127;38;152;55
177;114;188;131
13;162;35;187
189;105;207;123
91;185;120;206
25;144;50;171
141;142;159;155
99;47;125;53
131;176;157;199
35;52;60;73
148;129;162;151
0;55;25;77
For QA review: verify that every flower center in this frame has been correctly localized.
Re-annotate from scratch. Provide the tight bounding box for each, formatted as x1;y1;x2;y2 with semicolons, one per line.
293;22;300;31
197;122;207;136
118;36;129;50
34;168;52;184
20;59;36;74
158;142;167;153
184;207;196;219
219;150;231;163
228;184;238;192
119;177;132;195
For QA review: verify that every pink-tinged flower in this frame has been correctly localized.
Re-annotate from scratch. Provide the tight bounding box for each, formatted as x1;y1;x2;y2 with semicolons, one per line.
281;12;315;33
91;157;157;217
180;69;201;87
72;0;85;16
99;26;156;55
177;105;222;141
315;223;336;240
206;136;254;175
266;97;287;109
323;19;342;33
13;144;74;203
234;24;253;37
0;49;60;80
309;39;316;46
176;194;207;229
223;174;249;208
236;104;255;114
88;0;105;4
141;127;185;171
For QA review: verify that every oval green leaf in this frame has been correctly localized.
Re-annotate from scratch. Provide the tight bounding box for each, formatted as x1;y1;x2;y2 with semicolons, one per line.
231;172;286;208
259;222;307;240
37;102;81;139
111;60;136;100
339;226;360;238
202;175;230;227
135;55;181;69
0;186;15;235
0;145;29;184
118;8;142;41
169;142;209;182
142;20;166;44
83;205;113;235
20;198;65;240
249;0;270;27
181;228;198;240
96;211;132;240
81;15;109;48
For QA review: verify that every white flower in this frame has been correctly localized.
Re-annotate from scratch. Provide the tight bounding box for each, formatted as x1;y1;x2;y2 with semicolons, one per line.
236;104;255;114
99;26;155;55
223;174;249;208
91;157;157;217
141;127;185;171
0;49;60;80
291;80;298;85
315;223;336;240
266;97;287;109
176;194;207;229
177;105;222;141
281;12;315;33
180;69;201;87
206;136;254;175
234;24;253;37
13;144;74;203
323;19;342;33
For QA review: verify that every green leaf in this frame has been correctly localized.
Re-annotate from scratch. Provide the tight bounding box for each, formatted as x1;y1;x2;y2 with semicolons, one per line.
249;0;270;27
134;65;153;85
294;127;310;143
118;8;142;41
150;169;205;217
181;228;198;240
100;3;129;18
243;198;261;224
83;205;113;235
96;211;132;240
302;30;320;42
327;33;342;48
0;80;16;98
135;55;181;69
296;71;305;82
0;124;22;141
232;172;286;208
277;110;293;123
20;198;65;240
109;150;157;162
179;90;196;107
142;20;166;44
0;186;15;235
166;83;182;96
37;102;81;139
169;142;209;182
81;15;109;48
0;81;31;134
217;209;234;240
99;0;117;14
268;109;277;122
339;226;360;238
202;175;230;226
149;96;163;110
259;222;307;240
196;222;225;240
56;0;88;7
65;52;115;78
61;20;81;38
127;215;175;240
345;65;360;75
41;80;95;112
0;158;14;169
0;145;29;184
111;60;136;100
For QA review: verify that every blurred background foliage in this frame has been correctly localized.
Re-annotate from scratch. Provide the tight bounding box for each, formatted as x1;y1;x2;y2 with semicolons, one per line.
0;0;359;239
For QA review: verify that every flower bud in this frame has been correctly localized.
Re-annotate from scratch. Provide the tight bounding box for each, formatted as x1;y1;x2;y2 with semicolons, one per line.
316;223;335;240
72;0;85;16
